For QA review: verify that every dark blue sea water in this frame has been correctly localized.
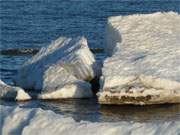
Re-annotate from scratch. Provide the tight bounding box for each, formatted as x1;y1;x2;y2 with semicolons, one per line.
0;0;180;122
1;0;180;83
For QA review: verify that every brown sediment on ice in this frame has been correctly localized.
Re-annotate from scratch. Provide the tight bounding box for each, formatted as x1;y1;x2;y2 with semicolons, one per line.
98;89;180;105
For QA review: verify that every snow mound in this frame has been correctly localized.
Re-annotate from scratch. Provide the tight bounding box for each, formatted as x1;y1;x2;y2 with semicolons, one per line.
14;37;95;98
0;80;31;101
98;12;180;105
1;105;179;135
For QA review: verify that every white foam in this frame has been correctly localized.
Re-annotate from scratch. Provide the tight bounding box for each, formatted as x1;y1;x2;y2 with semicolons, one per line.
99;12;180;105
1;105;179;135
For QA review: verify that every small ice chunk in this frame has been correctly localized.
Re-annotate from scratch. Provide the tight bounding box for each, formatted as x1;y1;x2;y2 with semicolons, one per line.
0;80;31;101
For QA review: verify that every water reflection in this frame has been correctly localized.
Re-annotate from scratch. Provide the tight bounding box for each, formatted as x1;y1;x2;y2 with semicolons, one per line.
100;104;180;122
39;98;101;122
1;99;179;123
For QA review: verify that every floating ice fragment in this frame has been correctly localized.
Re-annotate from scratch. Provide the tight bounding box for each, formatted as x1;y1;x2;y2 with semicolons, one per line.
98;12;180;105
14;37;96;99
0;80;31;101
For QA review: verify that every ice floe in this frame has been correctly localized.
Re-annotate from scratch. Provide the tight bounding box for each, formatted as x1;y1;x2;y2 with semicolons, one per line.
0;80;31;101
14;37;96;99
1;105;180;135
98;12;180;105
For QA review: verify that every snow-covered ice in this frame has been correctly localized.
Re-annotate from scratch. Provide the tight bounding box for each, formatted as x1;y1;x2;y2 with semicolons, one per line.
38;81;92;99
98;12;180;105
14;37;96;99
1;105;179;135
0;80;31;101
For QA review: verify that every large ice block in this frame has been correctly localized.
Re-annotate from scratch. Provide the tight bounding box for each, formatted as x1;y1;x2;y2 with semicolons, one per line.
14;37;96;98
0;80;31;101
98;12;180;105
1;105;179;135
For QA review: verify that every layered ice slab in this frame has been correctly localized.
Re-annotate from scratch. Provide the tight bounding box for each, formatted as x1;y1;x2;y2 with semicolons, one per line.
0;80;31;101
98;12;180;105
1;105;179;135
14;37;96;99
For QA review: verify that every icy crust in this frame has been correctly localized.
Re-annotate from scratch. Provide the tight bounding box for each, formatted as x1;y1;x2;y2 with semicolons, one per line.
0;80;31;101
1;105;180;135
14;37;95;98
99;12;180;105
106;12;180;56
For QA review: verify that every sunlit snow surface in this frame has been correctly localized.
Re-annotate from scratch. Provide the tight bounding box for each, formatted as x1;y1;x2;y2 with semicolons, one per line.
98;12;180;105
1;105;179;135
14;37;97;99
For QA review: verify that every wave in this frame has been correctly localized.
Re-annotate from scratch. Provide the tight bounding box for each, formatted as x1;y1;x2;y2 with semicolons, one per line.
0;48;39;56
0;48;104;56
